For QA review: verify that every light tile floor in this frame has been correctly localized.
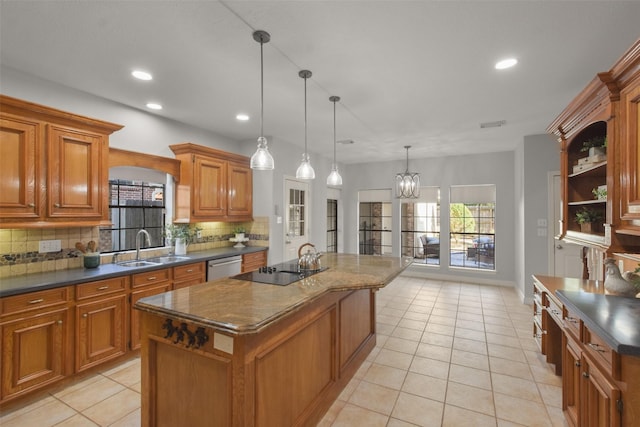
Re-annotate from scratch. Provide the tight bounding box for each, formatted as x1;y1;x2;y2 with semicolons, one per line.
0;276;568;427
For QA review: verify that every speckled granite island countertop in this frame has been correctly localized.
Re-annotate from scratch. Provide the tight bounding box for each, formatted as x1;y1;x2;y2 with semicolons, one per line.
135;253;413;335
556;290;640;356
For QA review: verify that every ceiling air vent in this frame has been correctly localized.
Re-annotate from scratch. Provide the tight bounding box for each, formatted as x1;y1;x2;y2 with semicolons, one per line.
480;120;506;129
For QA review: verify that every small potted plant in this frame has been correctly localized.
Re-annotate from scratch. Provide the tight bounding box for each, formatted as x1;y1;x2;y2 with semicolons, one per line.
592;186;607;201
165;224;201;255
575;207;604;233
580;135;607;156
233;226;246;240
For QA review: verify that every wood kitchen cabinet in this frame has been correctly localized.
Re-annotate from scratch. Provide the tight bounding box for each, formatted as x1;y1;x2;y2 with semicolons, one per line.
75;277;128;372
241;250;268;273
170;143;253;223
547;39;640;270
0;95;123;228
172;261;206;290
0;287;72;402
618;81;640;235
0;115;41;220
130;268;172;351
562;330;622;427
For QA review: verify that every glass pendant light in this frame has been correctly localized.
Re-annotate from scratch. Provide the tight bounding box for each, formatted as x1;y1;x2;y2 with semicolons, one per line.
395;146;420;198
296;70;315;180
326;95;343;186
250;30;275;170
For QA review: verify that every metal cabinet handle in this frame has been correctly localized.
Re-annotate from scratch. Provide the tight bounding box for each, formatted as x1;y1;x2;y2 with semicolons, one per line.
588;343;606;353
82;313;88;318
57;320;63;325
575;361;581;367
186;269;193;273
54;203;60;207
28;203;35;207
97;286;109;290
582;372;589;378
566;316;578;324
148;276;157;281
28;298;44;304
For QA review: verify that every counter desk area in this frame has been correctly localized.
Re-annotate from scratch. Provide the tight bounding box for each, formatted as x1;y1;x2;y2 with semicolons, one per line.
134;253;413;427
532;275;640;427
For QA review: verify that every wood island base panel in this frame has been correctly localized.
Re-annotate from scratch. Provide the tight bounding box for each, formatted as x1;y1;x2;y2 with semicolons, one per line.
135;253;413;427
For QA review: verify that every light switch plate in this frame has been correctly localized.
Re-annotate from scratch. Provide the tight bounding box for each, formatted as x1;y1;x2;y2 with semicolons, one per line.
39;239;61;253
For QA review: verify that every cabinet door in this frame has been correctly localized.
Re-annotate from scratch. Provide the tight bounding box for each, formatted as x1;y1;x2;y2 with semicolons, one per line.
76;294;127;371
227;161;253;218
563;333;582;427
193;155;227;218
48;124;106;219
0;116;41;219
620;84;640;221
582;355;621;427
131;284;171;351
1;308;69;400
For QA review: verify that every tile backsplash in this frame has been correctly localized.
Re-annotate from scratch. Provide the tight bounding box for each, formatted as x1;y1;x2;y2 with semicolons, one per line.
0;217;269;279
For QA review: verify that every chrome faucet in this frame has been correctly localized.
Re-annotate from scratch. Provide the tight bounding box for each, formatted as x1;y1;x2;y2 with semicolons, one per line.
136;229;151;260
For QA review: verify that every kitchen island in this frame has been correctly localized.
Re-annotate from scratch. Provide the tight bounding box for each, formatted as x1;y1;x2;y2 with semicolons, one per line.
134;253;412;427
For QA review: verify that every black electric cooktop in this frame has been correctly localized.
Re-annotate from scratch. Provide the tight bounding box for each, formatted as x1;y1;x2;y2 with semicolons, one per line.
231;260;328;286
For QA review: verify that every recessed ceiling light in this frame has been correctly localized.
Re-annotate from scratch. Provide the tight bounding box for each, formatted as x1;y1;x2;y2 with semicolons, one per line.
146;103;162;110
236;113;249;121
132;70;153;80
495;58;518;70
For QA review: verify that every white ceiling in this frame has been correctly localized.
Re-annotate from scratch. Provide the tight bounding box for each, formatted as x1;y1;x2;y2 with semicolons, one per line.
1;1;639;164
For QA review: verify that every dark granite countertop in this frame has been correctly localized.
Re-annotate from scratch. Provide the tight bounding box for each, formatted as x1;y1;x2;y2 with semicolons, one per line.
556;290;640;356
0;246;267;298
135;254;413;335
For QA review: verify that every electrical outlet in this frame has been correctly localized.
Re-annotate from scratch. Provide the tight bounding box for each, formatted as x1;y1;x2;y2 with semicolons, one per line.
39;239;61;253
196;230;202;239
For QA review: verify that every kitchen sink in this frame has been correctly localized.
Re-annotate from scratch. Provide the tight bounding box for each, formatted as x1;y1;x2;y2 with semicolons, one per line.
147;256;191;264
117;260;162;267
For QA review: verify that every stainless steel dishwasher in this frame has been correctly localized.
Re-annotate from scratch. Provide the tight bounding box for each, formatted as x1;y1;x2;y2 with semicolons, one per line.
207;256;242;281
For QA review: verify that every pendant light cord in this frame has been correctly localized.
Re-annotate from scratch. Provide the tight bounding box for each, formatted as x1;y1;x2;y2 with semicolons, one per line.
260;39;264;138
333;101;336;165
304;75;308;155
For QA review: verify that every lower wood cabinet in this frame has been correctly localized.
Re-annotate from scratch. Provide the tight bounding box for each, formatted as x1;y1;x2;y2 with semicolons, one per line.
582;355;621;427
0;254;265;405
172;261;206;290
1;307;70;401
562;327;626;427
76;294;127;372
131;284;171;351
241;250;267;273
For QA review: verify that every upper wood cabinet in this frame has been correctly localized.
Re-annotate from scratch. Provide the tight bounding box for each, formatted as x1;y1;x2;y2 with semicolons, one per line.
0;95;123;228
548;38;640;254
170;143;253;223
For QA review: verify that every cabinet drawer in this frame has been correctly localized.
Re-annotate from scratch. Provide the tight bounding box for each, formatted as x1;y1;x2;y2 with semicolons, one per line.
76;277;128;300
563;306;582;340
242;251;267;272
173;262;205;280
583;325;620;380
132;268;171;288
1;287;71;316
547;297;563;326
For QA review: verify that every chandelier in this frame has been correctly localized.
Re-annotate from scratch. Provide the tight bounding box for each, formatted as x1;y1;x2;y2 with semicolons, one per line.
395;145;420;198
